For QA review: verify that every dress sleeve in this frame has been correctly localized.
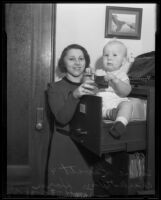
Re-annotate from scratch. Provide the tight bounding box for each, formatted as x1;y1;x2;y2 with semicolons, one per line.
48;84;80;126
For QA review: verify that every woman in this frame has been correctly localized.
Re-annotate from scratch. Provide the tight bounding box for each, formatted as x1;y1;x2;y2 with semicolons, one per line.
47;44;98;197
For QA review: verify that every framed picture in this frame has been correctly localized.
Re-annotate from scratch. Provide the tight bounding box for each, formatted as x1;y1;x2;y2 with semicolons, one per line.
105;6;143;40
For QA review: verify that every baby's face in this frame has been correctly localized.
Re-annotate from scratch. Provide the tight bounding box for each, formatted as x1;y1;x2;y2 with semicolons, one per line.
103;43;126;72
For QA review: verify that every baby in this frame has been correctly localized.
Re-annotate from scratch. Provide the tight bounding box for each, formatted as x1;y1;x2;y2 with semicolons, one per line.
96;39;133;139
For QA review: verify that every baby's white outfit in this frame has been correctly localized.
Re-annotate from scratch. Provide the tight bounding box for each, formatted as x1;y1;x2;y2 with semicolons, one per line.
96;68;130;118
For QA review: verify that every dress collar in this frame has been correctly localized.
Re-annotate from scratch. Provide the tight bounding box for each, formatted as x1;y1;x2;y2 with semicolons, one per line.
63;76;81;86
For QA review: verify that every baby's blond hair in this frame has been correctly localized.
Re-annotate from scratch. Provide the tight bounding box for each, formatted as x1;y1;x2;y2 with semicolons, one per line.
103;39;127;57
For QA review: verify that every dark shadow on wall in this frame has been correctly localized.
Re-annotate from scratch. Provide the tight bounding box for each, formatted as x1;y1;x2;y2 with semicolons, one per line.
95;56;103;71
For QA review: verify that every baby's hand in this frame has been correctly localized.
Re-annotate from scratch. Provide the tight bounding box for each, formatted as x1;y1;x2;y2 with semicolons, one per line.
104;72;116;82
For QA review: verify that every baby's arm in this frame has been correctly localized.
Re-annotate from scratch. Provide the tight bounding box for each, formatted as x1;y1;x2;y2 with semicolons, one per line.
104;72;131;97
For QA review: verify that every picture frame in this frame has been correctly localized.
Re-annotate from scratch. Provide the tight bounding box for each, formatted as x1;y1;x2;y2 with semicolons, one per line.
105;6;143;40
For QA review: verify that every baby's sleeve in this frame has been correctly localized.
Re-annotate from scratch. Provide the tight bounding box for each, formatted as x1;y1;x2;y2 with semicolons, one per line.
120;72;130;84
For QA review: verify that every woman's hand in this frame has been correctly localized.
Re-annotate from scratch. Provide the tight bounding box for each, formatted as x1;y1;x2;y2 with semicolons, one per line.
73;80;98;99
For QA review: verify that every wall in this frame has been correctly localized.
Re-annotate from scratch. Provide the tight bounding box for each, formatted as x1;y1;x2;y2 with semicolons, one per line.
55;3;156;80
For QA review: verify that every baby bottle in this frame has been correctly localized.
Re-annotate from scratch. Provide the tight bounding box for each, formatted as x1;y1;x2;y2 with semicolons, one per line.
82;67;94;83
82;67;98;95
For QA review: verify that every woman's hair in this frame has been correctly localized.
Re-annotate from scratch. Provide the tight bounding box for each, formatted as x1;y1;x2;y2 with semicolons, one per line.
58;44;90;73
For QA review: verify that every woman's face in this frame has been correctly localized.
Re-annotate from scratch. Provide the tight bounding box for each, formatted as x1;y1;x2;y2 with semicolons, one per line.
64;48;86;78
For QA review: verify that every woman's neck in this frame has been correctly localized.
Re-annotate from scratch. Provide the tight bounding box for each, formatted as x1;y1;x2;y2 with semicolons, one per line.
66;74;83;83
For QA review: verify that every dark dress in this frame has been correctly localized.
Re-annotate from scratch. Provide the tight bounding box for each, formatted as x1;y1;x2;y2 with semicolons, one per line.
47;77;99;197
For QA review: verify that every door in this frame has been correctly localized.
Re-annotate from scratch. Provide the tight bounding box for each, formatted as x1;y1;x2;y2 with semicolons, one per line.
6;4;55;195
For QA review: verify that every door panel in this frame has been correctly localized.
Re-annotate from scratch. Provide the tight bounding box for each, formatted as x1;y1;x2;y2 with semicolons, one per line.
6;4;55;194
7;3;31;166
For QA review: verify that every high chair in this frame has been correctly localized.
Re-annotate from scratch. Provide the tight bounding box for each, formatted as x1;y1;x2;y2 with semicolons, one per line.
70;84;155;195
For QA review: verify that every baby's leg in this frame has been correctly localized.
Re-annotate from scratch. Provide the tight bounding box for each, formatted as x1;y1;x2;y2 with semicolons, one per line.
105;108;118;120
116;101;133;124
109;101;133;139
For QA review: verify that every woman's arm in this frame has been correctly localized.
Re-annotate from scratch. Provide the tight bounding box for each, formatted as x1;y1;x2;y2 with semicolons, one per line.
48;80;98;125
